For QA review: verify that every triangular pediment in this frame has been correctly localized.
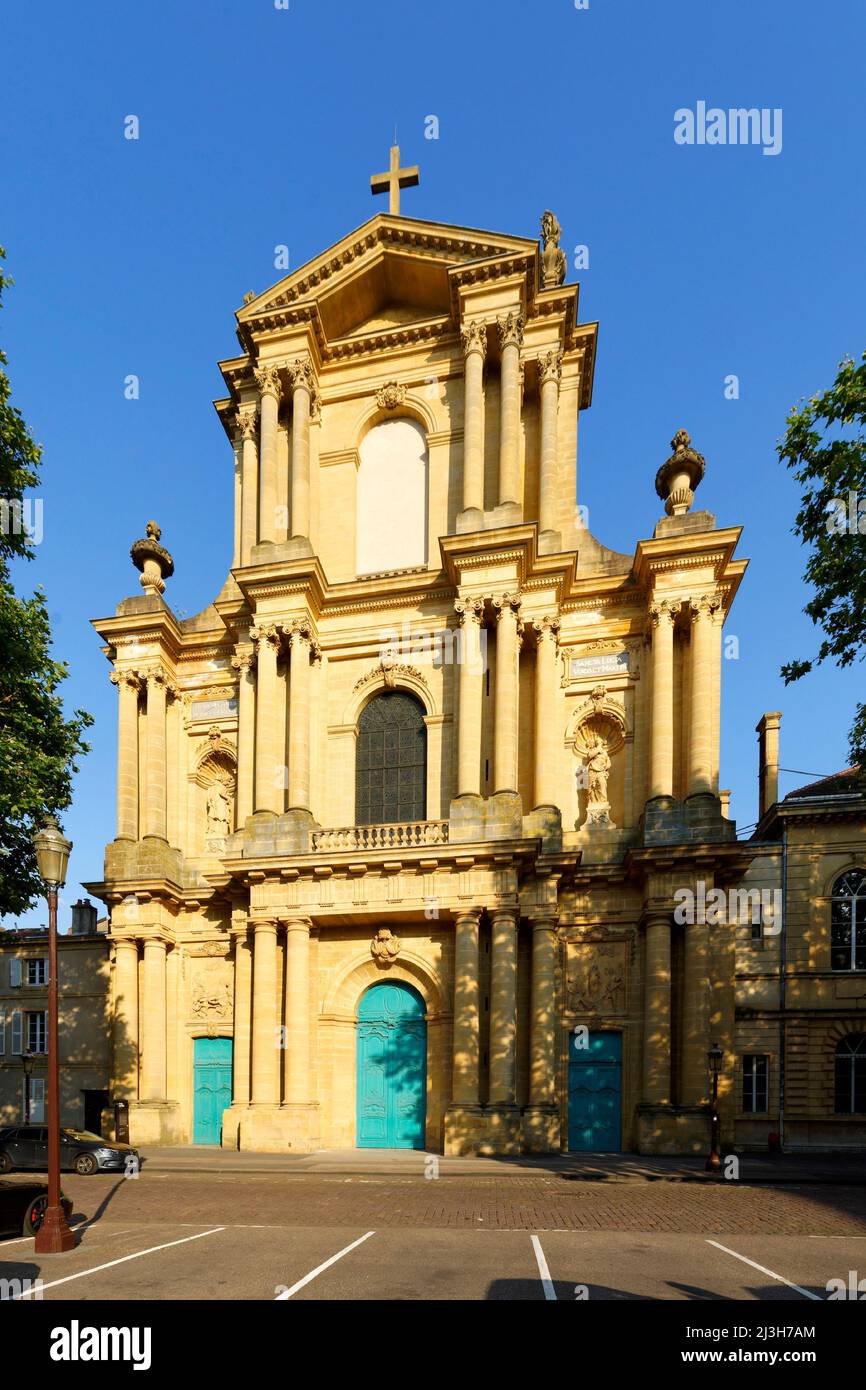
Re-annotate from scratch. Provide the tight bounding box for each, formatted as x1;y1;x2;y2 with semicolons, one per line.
237;214;538;344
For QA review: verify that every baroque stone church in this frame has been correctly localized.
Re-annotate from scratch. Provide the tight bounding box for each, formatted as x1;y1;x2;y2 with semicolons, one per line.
89;151;761;1156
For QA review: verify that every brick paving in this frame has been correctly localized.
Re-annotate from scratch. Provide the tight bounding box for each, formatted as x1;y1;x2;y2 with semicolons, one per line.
55;1172;866;1236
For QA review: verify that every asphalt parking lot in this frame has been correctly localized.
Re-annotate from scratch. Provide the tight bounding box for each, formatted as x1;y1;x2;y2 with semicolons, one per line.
1;1168;864;1301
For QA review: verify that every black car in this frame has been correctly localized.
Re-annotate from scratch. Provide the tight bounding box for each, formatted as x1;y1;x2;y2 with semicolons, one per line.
0;1126;139;1176
0;1179;73;1238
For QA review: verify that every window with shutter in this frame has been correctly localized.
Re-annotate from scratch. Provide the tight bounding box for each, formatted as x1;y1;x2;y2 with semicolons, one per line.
30;1078;45;1123
11;1011;22;1054
9;958;22;988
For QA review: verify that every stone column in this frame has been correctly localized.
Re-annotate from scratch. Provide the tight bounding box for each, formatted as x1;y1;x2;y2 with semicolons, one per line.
681;917;709;1106
287;622;312;812
113;938;139;1099
251;919;279;1105
537;348;562;535
231;645;256;827
528;913;557;1106
144;670;168;840
289;357;314;541
283;918;311;1106
451;908;481;1106
687;594;720;797
488;907;518;1106
110;670;141;841
649;600;676;799
493;593;521;794
642;911;671;1105
252;624;282;815
236;408;258;566
231;926;252;1107
461;321;486;513
497;311;524;508
232;420;243;568
255;364;281;545
454;597;484;797
140;938;167;1101
532;616;560;808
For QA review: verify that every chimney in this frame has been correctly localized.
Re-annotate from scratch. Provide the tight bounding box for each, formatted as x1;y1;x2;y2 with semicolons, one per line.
756;712;782;819
70;897;98;935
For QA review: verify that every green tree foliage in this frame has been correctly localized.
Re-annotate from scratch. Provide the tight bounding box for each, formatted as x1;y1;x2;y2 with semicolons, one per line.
779;352;866;773
0;248;92;916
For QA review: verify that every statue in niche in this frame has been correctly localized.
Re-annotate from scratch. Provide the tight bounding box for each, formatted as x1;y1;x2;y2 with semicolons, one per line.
580;735;615;829
206;781;231;839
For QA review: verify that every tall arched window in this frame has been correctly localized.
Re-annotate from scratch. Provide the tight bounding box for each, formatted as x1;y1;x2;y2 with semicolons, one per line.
356;692;426;825
831;869;866;971
835;1034;866;1114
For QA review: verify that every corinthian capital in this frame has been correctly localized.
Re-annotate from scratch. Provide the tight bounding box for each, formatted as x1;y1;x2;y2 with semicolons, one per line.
532;614;561;644
231;647;256;674
254;363;282;401
110;668;142;692
460;320;488;359
289;356;315;394
287;617;313;649
250;622;281;652
538;347;563;388
234;407;258;441
454;595;484;625
492;591;522;622
648;599;678;628
688;593;722;623
497;311;524;351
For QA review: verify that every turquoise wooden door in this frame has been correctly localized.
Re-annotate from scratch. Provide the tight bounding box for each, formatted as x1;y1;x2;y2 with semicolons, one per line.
568;1031;622;1152
357;982;426;1148
193;1037;233;1145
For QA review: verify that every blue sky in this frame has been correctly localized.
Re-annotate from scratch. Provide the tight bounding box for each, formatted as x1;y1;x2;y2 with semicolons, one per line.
2;0;864;925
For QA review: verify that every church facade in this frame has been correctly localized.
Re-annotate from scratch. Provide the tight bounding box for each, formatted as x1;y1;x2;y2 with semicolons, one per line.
89;167;764;1156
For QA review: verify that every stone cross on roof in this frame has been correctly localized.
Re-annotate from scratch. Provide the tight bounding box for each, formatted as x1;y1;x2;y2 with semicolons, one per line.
370;143;420;215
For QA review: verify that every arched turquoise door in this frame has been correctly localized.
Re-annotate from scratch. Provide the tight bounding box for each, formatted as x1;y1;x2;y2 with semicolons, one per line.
193;1037;233;1145
568;1031;622;1152
356;981;426;1148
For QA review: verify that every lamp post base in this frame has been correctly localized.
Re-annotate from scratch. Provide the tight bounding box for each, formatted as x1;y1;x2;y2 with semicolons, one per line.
34;1204;75;1254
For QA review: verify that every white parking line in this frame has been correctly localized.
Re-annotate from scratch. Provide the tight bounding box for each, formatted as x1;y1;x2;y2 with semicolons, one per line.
274;1231;376;1300
531;1234;556;1301
13;1226;225;1299
706;1240;823;1300
0;1224;134;1250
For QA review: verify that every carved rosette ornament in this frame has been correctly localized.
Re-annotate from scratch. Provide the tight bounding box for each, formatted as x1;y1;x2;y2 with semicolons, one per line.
497;311;525;351
460;321;488;359
655;428;706;517
540;210;567;289
370;928;401;967
376;380;407;410
130;520;174;596
254;362;282;402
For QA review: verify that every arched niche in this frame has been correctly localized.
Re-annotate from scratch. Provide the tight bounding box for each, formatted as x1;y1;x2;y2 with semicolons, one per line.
192;737;237;850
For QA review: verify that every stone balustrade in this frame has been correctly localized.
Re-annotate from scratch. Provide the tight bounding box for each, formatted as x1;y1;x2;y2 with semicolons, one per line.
312;820;449;852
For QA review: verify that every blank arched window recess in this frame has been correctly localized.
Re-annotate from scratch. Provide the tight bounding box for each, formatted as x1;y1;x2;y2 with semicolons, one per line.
356;419;428;576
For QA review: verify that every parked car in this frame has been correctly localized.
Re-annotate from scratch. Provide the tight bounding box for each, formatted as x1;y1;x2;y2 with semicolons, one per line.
0;1179;73;1238
0;1126;139;1176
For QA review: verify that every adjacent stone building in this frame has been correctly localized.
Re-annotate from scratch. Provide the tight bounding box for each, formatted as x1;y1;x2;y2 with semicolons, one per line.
84;161;862;1154
0;901;110;1132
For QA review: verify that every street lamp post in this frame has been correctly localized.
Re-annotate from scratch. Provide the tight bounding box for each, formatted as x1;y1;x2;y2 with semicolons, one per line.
706;1041;723;1174
32;817;75;1254
20;1051;35;1124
